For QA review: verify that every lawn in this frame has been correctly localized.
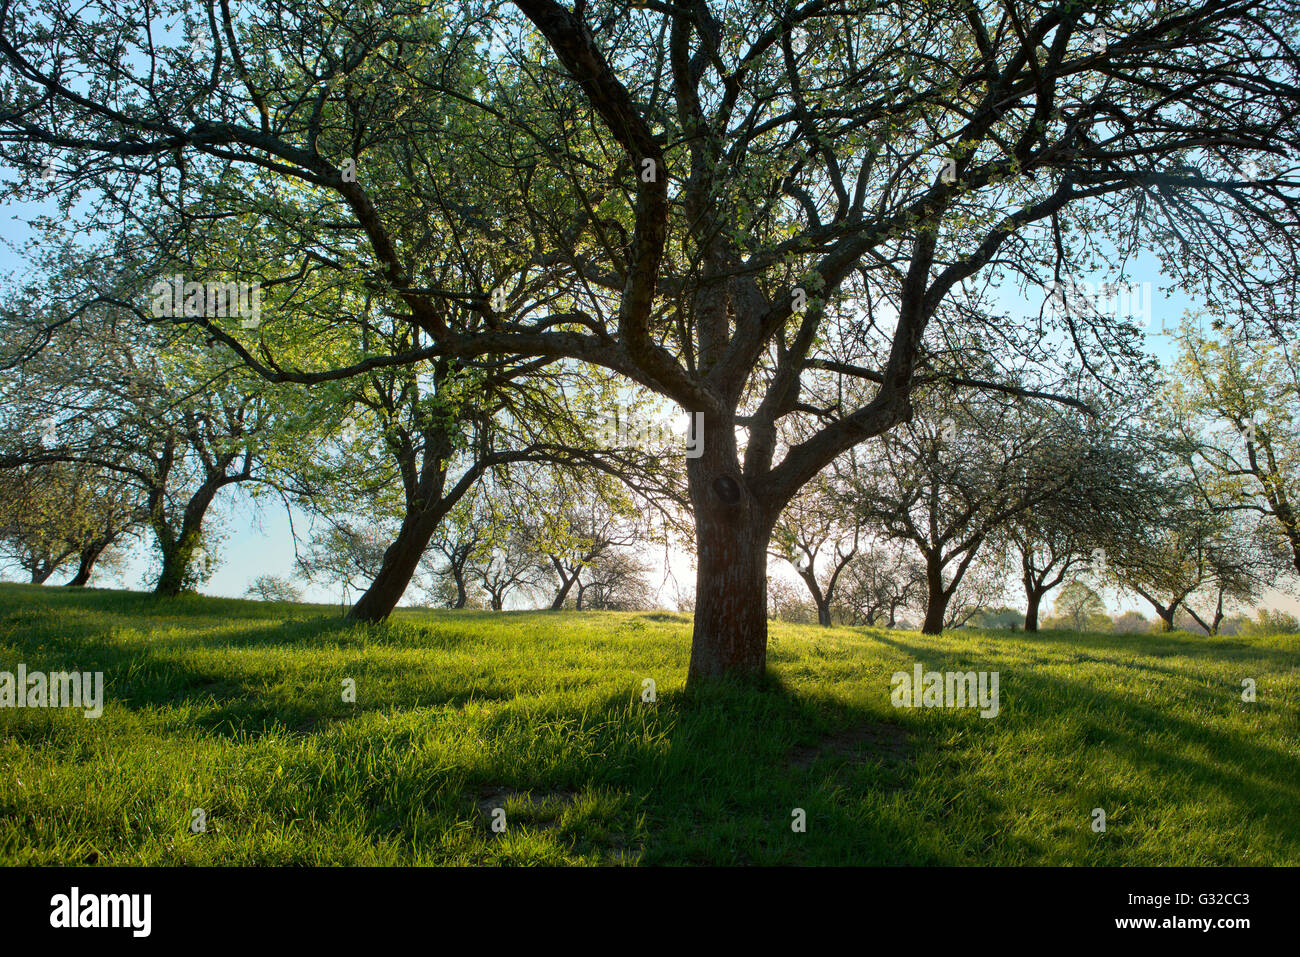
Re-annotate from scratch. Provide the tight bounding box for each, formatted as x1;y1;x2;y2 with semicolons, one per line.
1;582;1296;865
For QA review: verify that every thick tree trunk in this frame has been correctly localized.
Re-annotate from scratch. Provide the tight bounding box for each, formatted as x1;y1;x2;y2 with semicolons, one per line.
350;503;446;622
686;439;773;686
30;564;56;585
65;540;109;587
154;527;202;596
1024;588;1043;633
921;558;948;635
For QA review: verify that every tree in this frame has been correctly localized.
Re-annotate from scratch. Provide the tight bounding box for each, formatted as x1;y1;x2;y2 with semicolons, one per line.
1108;491;1251;632
5;0;1300;683
578;548;656;610
846;390;1108;633
471;527;542;611
832;543;926;627
424;489;495;609
296;522;390;609
244;574;302;603
520;467;644;610
1049;580;1107;632
1;308;287;595
771;472;863;626
1168;320;1300;577
999;409;1161;632
767;576;816;624
1111;610;1150;634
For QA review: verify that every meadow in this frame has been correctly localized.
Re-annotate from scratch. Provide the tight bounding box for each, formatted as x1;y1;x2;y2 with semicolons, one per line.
1;583;1296;866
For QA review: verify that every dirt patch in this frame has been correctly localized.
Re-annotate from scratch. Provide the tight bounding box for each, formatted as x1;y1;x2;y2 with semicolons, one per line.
473;786;579;824
788;721;912;770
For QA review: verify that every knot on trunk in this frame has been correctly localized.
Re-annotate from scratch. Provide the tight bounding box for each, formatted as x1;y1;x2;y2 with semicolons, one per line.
711;474;741;504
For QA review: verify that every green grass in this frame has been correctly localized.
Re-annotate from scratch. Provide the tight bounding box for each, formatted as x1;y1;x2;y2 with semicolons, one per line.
1;582;1297;865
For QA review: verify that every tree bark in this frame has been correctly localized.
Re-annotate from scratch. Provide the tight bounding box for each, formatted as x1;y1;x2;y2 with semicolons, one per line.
921;557;948;635
548;558;579;611
1024;588;1044;632
349;500;447;622
686;437;774;685
65;539;109;587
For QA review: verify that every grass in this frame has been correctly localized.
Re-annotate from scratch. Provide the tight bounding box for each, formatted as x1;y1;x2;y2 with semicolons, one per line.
1;581;1297;866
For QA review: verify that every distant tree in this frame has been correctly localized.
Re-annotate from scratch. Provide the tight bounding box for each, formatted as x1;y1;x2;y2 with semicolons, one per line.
578;549;655;611
0;462;142;585
999;410;1159;632
1246;609;1300;634
771;472;863;626
1111;610;1151;634
1168;320;1300;577
296;523;390;608
244;574;302;604
1113;487;1272;634
767;577;816;624
1;308;285;595
833;544;926;628
521;468;643;611
967;607;1024;630
1050;580;1107;632
847;391;1103;633
423;489;495;609
471;529;541;611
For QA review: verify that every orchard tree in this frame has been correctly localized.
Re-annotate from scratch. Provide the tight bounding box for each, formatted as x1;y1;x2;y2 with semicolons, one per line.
770;471;863;626
1168;319;1300;576
4;0;1300;683
846;390;1115;633
1;307;288;595
833;543;927;627
1049;579;1107;631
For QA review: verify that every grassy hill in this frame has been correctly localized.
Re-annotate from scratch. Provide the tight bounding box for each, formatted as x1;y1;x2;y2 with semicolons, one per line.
1;582;1297;865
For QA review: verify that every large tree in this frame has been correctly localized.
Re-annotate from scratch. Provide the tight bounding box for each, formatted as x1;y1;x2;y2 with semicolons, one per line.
4;0;1300;683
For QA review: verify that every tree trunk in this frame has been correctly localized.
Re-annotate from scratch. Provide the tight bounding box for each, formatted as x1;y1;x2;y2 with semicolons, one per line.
30;563;56;585
1024;588;1043;633
686;438;773;686
350;502;446;622
549;561;578;611
154;527;202;596
152;475;223;597
797;568;832;626
921;557;948;635
451;566;468;609
65;540;109;587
